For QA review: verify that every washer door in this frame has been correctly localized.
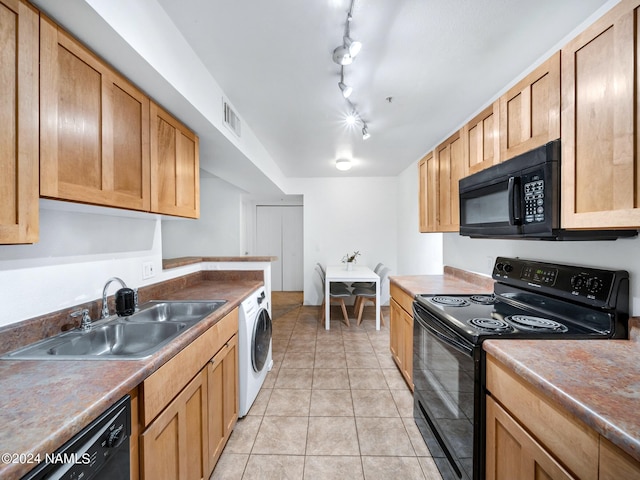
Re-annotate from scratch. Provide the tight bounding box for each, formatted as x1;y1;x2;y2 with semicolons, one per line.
251;308;272;372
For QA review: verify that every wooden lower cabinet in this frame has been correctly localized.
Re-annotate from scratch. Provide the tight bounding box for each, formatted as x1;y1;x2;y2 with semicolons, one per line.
141;368;208;480
207;333;239;475
486;396;575;480
600;437;640;480
138;308;239;480
389;283;414;390
486;353;640;480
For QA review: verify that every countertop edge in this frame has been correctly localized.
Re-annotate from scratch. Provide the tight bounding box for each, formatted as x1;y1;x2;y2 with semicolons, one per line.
163;256;278;269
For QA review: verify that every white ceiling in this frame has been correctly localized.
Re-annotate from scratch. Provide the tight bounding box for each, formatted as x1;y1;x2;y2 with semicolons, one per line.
155;0;612;178
31;0;614;191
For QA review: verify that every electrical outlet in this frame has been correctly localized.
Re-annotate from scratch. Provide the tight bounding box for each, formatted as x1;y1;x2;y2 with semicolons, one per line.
142;262;155;279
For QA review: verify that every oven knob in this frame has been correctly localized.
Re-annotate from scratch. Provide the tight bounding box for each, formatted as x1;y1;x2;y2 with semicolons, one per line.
586;277;603;293
503;264;513;273
495;263;504;272
570;275;584;289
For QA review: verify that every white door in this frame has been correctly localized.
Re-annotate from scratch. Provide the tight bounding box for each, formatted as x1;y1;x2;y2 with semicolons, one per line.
256;206;303;291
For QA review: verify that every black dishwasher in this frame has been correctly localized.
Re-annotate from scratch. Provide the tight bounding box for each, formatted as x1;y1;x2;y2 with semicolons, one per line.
21;394;131;480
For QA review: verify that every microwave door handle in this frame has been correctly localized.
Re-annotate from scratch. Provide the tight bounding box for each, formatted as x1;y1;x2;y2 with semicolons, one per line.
508;176;522;226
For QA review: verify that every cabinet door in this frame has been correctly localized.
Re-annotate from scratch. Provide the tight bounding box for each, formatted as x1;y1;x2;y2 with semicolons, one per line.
40;16;150;211
486;396;576;480
499;52;560;161
0;0;38;244
150;102;200;218
435;130;465;232
418;152;437;232
207;333;238;475
599;437;640;480
389;299;403;367
401;306;413;389
463;101;500;175
141;368;208;480
561;0;640;229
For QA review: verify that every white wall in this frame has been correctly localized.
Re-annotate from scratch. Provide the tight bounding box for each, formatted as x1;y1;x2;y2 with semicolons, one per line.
290;177;398;305
0;201;200;327
162;177;244;258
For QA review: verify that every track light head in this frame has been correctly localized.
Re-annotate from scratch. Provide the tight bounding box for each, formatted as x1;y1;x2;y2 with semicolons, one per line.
338;81;353;98
362;126;370;140
332;45;353;65
344;36;362;58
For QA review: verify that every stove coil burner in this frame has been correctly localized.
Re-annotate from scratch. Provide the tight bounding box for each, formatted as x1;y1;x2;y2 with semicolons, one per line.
505;315;569;333
468;318;513;333
429;296;470;307
469;295;496;305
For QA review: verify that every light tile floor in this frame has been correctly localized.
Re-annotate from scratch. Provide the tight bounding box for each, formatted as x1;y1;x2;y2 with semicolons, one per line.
210;297;443;480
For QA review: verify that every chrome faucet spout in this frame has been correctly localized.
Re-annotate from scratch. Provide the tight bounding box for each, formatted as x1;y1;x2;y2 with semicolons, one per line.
101;277;127;319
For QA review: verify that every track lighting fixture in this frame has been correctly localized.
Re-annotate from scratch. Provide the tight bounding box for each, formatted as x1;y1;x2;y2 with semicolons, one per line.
362;125;370;140
343;36;362;58
338;68;352;98
332;0;371;140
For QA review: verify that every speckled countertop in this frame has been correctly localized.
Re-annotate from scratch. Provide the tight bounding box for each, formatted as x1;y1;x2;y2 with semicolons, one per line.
163;256;278;269
0;279;261;480
390;266;495;297
484;324;640;463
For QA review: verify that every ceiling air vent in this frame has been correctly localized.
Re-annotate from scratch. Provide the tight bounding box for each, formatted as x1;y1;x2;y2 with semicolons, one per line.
223;99;241;137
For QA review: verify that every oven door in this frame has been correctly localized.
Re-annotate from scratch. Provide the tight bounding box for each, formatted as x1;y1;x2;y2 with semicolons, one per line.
413;303;481;480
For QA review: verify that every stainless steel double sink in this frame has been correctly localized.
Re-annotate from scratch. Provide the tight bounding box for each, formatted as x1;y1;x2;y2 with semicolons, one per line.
2;301;226;361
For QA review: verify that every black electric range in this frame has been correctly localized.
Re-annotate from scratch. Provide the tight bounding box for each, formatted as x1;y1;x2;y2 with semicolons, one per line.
412;257;629;480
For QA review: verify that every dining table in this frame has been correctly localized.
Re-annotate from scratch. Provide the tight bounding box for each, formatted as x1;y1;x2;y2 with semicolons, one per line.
324;264;381;330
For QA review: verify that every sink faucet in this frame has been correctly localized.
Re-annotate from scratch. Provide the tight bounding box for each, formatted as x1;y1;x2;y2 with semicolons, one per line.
71;308;92;331
101;277;127;319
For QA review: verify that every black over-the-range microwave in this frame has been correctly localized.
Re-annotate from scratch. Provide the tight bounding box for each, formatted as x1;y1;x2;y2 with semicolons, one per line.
458;139;637;240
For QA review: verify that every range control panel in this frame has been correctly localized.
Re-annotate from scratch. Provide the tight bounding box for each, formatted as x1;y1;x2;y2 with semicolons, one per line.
492;257;628;309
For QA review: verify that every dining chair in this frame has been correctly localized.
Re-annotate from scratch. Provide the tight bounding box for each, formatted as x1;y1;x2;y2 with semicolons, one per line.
315;264;351;326
351;262;384;289
353;266;391;326
316;262;350;289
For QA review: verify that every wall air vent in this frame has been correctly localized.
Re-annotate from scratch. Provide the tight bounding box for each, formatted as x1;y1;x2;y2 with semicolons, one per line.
223;98;241;137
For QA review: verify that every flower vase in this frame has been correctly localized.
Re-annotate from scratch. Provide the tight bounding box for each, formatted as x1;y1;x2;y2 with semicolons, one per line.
346;262;354;271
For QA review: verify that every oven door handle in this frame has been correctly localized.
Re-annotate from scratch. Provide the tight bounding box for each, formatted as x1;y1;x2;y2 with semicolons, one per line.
414;310;474;356
508;176;522;226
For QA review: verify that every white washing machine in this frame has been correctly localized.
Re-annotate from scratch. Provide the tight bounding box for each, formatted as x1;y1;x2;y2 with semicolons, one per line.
238;287;273;417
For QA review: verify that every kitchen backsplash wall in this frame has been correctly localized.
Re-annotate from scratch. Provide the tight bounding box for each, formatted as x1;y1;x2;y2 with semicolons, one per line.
443;233;640;316
0;201;197;327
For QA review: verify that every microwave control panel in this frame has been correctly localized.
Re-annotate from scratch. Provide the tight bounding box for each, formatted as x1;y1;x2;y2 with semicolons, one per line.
523;173;545;224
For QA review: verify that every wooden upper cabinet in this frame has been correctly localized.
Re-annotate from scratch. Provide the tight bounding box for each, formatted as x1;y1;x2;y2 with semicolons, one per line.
0;0;39;244
435;130;466;232
418;152;437;232
150;102;200;219
39;15;150;212
561;0;640;229
499;52;560;161
463;101;500;175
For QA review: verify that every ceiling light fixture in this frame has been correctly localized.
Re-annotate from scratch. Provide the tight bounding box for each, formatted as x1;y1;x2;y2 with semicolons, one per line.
332;0;371;140
362;125;370;140
336;158;352;171
338;67;352;98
